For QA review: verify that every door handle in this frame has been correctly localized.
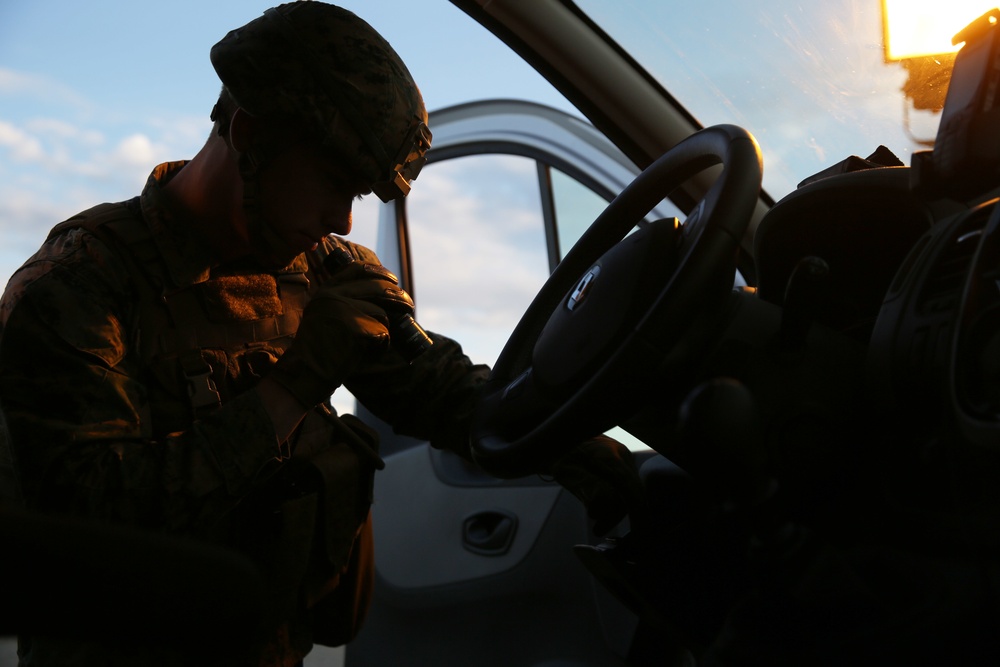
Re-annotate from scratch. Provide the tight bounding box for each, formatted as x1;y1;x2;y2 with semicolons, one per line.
462;510;518;556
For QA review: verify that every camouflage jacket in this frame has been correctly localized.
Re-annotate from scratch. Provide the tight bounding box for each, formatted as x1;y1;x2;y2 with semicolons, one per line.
0;161;489;665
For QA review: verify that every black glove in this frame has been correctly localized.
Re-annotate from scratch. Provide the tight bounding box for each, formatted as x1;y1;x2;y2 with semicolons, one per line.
546;435;646;536
270;261;414;408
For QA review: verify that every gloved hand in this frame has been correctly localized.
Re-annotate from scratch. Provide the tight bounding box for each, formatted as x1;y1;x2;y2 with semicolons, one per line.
545;435;646;536
270;261;415;408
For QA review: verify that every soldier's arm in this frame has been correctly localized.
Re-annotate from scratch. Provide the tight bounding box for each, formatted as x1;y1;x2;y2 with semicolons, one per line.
344;331;490;459
315;236;490;458
0;238;285;532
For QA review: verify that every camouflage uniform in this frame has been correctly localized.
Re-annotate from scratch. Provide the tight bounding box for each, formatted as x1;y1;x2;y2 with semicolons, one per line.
0;160;488;665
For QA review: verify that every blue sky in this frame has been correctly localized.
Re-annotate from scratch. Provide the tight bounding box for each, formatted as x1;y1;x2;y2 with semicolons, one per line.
0;0;575;285
2;0;986;292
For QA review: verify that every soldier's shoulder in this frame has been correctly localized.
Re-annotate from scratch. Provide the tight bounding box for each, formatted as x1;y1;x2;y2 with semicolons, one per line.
4;203;142;311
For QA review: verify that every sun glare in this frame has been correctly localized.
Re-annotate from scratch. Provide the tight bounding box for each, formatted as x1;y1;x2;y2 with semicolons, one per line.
883;0;998;60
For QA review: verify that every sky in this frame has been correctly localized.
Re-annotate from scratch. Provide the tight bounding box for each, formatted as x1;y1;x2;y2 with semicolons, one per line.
3;0;986;360
4;0;983;289
0;0;576;287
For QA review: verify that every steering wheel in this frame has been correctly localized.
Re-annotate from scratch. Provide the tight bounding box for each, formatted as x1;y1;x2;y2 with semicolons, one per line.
470;124;763;477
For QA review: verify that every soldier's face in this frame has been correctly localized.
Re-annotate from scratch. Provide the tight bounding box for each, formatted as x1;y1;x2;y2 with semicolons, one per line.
251;141;370;267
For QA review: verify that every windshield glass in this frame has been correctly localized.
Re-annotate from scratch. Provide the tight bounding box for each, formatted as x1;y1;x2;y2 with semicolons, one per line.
574;0;988;201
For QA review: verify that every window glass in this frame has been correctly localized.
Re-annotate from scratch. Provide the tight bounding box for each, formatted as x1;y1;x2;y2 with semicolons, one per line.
551;167;687;261
549;169;662;451
551;168;607;256
406;154;550;367
332;155;551;418
344;153;654;451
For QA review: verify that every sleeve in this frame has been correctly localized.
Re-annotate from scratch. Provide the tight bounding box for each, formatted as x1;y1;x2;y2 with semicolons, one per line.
344;332;491;460
0;234;283;535
320;235;492;459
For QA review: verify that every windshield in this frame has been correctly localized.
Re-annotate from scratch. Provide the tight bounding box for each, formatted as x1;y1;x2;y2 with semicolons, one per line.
574;0;985;201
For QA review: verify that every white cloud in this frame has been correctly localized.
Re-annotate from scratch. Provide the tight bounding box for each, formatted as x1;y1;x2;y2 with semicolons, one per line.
109;133;159;169
0;119;171;284
0;116;111;173
0;120;44;162
147;114;212;155
0;114;191;192
401;156;553;364
0;68;43;94
0;68;90;110
0;184;80;286
25;117;104;147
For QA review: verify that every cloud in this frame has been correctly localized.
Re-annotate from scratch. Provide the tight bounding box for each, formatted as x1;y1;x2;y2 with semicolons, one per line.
25;118;104;147
109;133;160;170
0;69;41;94
0;117;108;173
0;183;79;286
0;110;205;285
0;68;90;110
399;156;554;364
0;112;205;190
0;120;44;162
147;114;211;154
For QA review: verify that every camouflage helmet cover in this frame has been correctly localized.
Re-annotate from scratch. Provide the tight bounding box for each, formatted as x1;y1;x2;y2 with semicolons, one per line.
210;1;431;201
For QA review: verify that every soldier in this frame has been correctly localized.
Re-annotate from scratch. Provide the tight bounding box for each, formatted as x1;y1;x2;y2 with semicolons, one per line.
0;2;642;666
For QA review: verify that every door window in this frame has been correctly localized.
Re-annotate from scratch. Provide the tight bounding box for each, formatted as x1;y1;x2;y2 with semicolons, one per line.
406;153;550;366
550;166;613;255
405;154;652;451
342;101;684;451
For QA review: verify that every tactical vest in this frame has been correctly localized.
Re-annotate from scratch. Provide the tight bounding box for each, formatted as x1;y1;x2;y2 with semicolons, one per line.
48;198;310;430
48;199;377;647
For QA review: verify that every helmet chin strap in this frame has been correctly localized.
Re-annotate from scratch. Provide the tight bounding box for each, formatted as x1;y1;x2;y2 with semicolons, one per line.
236;151;298;267
212;102;300;268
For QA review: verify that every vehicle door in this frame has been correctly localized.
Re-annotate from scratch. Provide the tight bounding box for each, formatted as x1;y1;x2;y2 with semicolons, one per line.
339;99;682;667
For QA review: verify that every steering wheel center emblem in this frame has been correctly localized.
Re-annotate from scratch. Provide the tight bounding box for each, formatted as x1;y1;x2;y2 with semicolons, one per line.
567;265;601;311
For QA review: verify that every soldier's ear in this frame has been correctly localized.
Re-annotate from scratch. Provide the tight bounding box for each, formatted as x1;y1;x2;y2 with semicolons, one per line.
228;107;259;153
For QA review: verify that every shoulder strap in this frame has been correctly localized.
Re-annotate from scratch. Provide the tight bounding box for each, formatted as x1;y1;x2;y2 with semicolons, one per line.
50;200;316;419
48;197;166;301
47;198;159;271
47;199;142;241
48;200;213;414
48;199;174;362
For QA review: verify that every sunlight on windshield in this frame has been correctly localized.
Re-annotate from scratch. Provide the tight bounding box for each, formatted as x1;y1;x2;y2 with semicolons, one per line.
574;0;970;200
883;0;997;60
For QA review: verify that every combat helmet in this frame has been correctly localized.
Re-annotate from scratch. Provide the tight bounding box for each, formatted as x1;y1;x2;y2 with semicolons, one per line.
210;1;431;201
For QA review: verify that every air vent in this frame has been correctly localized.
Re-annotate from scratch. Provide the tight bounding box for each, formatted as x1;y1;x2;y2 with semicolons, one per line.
917;207;992;314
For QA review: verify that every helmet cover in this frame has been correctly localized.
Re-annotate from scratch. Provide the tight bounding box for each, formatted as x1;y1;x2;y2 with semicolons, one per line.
210;1;431;200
